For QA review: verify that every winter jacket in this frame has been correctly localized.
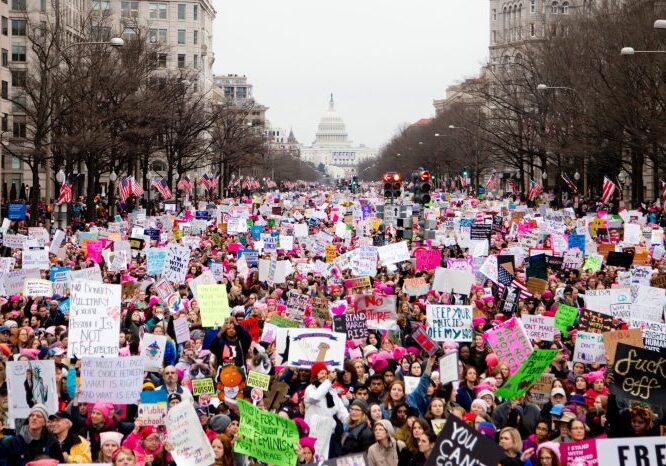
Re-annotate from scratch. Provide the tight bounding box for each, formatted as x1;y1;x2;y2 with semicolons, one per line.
367;439;405;466
341;422;374;455
455;384;477;412
492;400;541;434
60;432;92;464
0;426;65;466
209;324;251;367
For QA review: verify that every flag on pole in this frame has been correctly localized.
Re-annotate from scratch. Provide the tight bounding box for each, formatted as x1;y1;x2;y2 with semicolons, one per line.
528;181;543;201
507;178;520;194
129;176;144;197
459;175;469;188
486;173;500;190
56;179;72;204
601;176;616;204
561;173;578;193
119;176;133;202
151;178;173;200
661;180;666;206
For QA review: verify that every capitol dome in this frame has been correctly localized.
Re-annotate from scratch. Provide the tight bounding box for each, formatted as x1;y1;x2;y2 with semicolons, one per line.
314;94;349;146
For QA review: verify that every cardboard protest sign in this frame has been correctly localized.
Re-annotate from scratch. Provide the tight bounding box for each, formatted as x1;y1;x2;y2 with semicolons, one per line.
23;278;53;297
166;402;215;466
235;399;299;466
610;343;666;405
333;312;368;341
597;437;666;466
521;314;556;341
425;415;504;466
68;281;121;358
426;305;473;342
246;371;270;391
141;333;166;372
162;243;191;283
415;248;441;271
197;284;230;328
432;267;474;295
286;328;346;370
412;325;439;356
403;277;430;296
555;303;579;336
78;357;144;404
496;349;559;400
191;378;216;396
355;294;397;330
603;328;644;365
483;317;533;375
530;373;555;407
579;309;614;334
560;440;598;466
7;360;58;420
573;331;606;364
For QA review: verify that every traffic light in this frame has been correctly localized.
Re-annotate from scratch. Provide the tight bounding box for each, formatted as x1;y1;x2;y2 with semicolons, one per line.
383;173;402;198
414;170;432;205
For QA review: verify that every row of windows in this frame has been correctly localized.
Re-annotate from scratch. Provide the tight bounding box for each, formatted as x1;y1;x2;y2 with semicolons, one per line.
492;1;569;19
1;18;26;36
147;28;198;45
93;1;199;21
150;52;200;69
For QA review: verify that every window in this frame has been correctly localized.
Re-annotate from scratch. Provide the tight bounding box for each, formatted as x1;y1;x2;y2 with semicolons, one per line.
12;115;25;138
157;53;167;68
193;4;198;20
12;94;24;112
11;70;25;87
149;2;167;19
531;0;536;13
91;26;111;41
12;19;26;36
121;1;139;17
11;156;20;168
177;53;185;68
92;0;111;16
1;114;7;132
177;3;185;19
492;9;497;21
11;45;25;62
530;23;536;36
1;49;7;67
193;30;198;44
561;1;569;14
11;0;25;11
1;17;7;36
193;54;198;69
122;27;137;41
177;29;185;44
492;30;496;43
551;1;559;13
1;81;7;99
148;28;167;44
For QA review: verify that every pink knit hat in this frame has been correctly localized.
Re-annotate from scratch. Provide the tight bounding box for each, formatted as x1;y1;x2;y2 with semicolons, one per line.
92;402;114;421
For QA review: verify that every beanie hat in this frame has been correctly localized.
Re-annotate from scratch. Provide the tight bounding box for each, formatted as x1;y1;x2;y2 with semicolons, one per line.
92;402;113;421
299;436;316;454
209;414;232;434
140;426;160;440
350;399;369;415
29;403;48;421
293;418;310;437
310;361;328;381
374;419;395;438
100;431;124;447
477;421;496;440
537;441;561;462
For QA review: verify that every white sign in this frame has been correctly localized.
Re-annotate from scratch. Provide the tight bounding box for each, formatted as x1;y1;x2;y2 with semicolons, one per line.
426;305;473;341
165;402;215;466
68;281;121;358
377;241;410;265
7;360;58;420
521;314;556;341
141;333;166;372
51;229;66;251
162;243;191;283
286;328;347;370
23;278;53;297
66;265;103;288
22;247;50;270
3;233;27;249
79;357;144;404
573;331;606;364
438;352;459;386
432;267;474;295
597;437;666;466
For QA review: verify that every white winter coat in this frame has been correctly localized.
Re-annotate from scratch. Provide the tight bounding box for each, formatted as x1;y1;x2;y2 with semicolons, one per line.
304;379;349;460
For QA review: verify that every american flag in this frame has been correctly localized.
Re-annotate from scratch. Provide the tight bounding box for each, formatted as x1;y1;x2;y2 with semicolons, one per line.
561;173;578;193
56;180;72;204
151;177;172;200
486;173;500;190
197;173;218;190
498;278;533;300
177;175;192;193
507;178;520;194
662;181;666;206
527;181;543;201
119;176;133;202
459;175;469;188
130;176;144;197
601;176;616;204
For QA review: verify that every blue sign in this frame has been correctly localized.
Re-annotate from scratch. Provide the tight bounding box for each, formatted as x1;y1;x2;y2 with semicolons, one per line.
195;210;210;220
250;225;263;240
478;187;486;195
568;234;586;255
238;249;259;265
57;298;70;315
8;203;26;220
144;228;160;241
49;266;71;282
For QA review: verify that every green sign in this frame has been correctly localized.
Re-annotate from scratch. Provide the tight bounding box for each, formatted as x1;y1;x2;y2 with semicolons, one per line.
496;349;559;400
234;399;299;466
191;378;216;396
555;303;579;336
271;315;300;328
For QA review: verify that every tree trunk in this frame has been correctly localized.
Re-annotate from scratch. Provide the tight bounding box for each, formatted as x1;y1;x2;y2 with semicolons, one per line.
30;162;41;226
85;166;98;222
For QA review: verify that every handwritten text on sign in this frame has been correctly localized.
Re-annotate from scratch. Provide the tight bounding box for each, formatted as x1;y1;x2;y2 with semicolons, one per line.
79;356;144;404
68;281;121;358
426;305;473;342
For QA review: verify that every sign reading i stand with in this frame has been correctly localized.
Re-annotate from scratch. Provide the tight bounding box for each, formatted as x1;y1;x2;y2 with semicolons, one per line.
8;204;26;220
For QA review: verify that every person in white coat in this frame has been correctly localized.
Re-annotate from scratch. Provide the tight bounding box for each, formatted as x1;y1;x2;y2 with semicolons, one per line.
304;361;349;460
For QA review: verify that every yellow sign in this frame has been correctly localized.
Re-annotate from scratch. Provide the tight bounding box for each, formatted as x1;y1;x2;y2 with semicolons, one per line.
325;244;337;263
191;378;216;396
246;370;270;391
197;284;230;327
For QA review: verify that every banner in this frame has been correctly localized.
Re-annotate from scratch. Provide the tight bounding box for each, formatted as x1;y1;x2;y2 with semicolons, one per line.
521;314;556;341
610;343;666;404
235;399;299;466
197;284;230;328
426;305;473;342
166;402;215;466
79;357;144;404
483;317;533;375
425;415;504;466
496;349;559;400
355;294;397;330
597;437;666;466
6;360;58;420
162;243;191;283
68;281;121;358
286;328;346;370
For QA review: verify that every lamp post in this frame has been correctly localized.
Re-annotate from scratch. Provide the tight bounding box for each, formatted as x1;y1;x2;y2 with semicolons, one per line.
620;47;666;55
108;170;117;219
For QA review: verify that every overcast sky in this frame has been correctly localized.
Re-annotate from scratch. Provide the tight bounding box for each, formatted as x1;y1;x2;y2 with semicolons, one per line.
213;1;489;150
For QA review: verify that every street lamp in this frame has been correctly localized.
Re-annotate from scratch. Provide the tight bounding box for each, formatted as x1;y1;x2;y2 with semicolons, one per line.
537;83;577;92
621;46;666;55
655;19;666;29
574;171;580;181
61;37;124;53
542;171;548;180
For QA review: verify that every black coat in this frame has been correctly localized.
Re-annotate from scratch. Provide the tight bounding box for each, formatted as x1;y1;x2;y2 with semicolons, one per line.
0;427;65;466
340;421;374;455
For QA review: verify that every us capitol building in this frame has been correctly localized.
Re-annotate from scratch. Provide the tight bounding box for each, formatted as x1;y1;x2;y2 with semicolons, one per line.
300;95;376;179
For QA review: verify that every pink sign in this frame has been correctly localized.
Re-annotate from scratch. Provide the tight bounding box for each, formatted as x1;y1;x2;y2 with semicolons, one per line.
414;249;441;271
483;316;533;375
86;240;103;264
559;439;599;466
227;243;242;253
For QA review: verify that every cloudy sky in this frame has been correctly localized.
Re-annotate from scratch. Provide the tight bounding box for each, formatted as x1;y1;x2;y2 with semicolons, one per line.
213;1;489;150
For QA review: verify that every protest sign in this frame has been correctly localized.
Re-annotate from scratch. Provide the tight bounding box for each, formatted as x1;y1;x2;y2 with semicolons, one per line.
603;328;644;365
78;357;144;404
66;264;103;287
355;294;397;330
271;315;301;328
191;378;216;396
197;284;230;328
22;247;50;270
6;360;57;420
579;309;614;334
555;303;579;336
166;402;215;466
412;325;439;356
530;373;555;407
172;316;190;344
426;305;473;342
560;440;598;466
610;343;666;404
235;399;299;466
470;223;492;240
403;277;430;297
23;278;53;297
483;317;533;375
188;270;217;302
432;267;474;295
377;241;410;265
162;243;191;283
246;370;271;391
573;331;606;364
438;352;459;385
629;320;666;351
146;247;167;276
68;281;121;358
425;415;505;466
344;276;372;293
138;401;167;426
286;291;309;321
333;312;368;341
597;437;666;466
496;349;559;400
141;333;166;372
3;233;27;249
414;248;441;271
521;314;556;341
286;328;346;370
